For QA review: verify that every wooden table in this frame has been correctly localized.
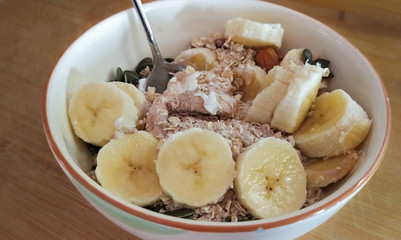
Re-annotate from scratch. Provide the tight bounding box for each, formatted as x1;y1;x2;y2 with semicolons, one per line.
1;0;400;239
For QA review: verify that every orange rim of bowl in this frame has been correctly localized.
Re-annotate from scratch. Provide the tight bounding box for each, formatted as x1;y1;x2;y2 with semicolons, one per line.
41;2;392;234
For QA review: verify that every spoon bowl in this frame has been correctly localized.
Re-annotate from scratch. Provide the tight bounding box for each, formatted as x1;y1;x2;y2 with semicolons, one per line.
131;0;185;93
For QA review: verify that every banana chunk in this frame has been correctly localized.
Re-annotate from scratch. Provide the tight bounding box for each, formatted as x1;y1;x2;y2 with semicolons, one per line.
271;63;329;133
294;89;372;158
235;137;306;219
156;128;235;207
233;63;271;101
174;48;218;70
68;81;138;146
304;150;360;189
95;131;160;206
225;18;284;49
246;66;294;123
109;82;147;119
280;48;305;71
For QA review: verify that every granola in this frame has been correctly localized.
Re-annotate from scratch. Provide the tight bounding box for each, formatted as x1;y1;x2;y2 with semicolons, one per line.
87;32;329;222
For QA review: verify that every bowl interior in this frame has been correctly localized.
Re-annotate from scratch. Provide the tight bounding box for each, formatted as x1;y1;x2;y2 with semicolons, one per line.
44;0;390;229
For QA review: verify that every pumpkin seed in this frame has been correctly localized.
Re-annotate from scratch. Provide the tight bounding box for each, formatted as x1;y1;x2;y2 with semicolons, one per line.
136;57;154;74
165;208;194;218
116;67;123;82
144;203;161;212
310;58;334;78
302;49;313;63
87;143;101;154
311;58;330;68
183;214;196;220
123;70;140;85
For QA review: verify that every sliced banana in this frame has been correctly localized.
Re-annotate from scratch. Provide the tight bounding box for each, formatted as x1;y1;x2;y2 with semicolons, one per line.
174;48;218;70
304;150;360;189
233;63;271;101
109;82;147;118
225;18;284;49
156;128;235;207
270;63;329;133
294;89;372;158
280;48;305;71
95;131;160;206
68;81;138;146
235;137;306;219
246;66;293;123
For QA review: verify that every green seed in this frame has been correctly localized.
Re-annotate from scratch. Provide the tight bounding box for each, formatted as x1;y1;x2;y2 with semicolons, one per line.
116;67;123;82
136;57;154;74
311;58;334;78
144;204;162;213
165;208;194;218
183;215;196;220
302;49;313;63
123;70;140;85
311;58;330;68
86;143;101;154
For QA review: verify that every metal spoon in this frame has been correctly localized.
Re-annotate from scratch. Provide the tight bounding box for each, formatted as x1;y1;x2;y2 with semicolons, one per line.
131;0;185;93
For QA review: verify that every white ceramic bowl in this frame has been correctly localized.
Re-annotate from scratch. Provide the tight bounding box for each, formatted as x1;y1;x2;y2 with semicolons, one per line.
42;0;391;239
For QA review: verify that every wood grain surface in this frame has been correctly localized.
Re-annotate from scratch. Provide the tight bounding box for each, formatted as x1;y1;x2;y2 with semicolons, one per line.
1;0;400;239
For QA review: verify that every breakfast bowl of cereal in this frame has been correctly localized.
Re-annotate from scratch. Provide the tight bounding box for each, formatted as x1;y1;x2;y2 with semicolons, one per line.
42;0;391;239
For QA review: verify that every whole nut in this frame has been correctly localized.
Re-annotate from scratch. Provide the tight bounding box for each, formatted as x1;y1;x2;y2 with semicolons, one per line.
255;47;279;72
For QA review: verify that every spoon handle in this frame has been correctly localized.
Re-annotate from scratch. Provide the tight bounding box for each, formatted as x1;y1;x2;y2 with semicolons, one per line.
131;0;163;61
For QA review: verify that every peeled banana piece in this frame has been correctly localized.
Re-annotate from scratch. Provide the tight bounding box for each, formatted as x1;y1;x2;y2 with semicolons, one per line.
304;150;360;189
95;131;160;206
109;81;147;119
246;66;293;123
174;48;218;70
233;63;271;101
271;63;329;133
280;48;305;71
156;128;235;207
294;89;372;158
225;18;284;49
68;81;138;146
235;137;306;219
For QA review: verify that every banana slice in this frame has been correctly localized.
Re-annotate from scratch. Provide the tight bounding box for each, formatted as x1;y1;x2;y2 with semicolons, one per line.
68;81;138;146
233;63;271;101
294;89;372;158
95;131;160;206
270;63;329;133
304;150;360;189
109;82;147;119
246;66;294;123
235;137;306;219
280;48;305;71
174;48;218;70
156;128;235;207
225;18;284;49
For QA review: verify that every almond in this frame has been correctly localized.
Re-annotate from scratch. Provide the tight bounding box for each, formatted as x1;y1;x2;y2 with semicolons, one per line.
255;47;279;72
